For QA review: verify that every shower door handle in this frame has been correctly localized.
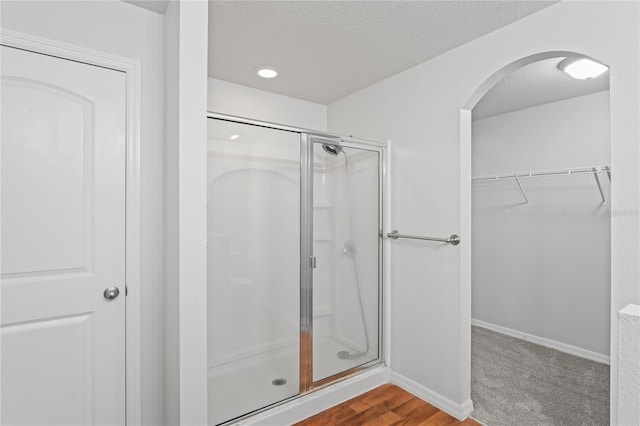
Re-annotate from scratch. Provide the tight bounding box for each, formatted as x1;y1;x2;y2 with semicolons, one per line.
310;256;317;269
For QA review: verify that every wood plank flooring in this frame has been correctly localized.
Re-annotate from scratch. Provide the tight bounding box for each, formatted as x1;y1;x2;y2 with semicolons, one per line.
295;384;480;426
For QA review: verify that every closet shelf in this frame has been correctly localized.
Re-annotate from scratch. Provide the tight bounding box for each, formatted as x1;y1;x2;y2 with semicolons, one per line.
472;165;611;204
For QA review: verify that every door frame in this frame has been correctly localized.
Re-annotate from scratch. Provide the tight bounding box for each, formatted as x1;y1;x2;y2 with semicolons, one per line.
459;51;615;417
1;29;143;425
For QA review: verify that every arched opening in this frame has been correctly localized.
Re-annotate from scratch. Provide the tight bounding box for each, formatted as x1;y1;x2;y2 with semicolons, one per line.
461;52;611;424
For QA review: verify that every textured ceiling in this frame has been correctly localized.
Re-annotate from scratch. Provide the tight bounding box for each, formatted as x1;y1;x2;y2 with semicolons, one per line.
473;57;610;120
208;1;558;105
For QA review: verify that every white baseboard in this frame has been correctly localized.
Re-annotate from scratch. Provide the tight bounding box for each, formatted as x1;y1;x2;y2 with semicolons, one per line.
471;319;610;365
390;371;474;421
239;366;390;425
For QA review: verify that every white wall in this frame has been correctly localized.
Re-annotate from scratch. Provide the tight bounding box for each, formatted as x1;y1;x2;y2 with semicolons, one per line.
164;1;209;425
163;2;180;423
472;91;611;176
472;91;611;357
0;2;165;424
207;78;327;131
618;304;640;425
327;2;639;422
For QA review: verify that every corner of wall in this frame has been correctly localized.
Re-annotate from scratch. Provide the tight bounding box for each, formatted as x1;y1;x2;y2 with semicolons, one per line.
163;1;181;424
163;1;209;424
390;371;474;421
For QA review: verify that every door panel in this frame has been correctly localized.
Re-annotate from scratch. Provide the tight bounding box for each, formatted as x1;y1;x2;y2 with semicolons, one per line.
207;119;301;425
1;46;126;425
311;142;381;383
1;77;93;276
1;314;95;425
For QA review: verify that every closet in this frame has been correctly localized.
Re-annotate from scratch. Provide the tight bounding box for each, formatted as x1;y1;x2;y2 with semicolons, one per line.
471;90;611;358
470;57;611;425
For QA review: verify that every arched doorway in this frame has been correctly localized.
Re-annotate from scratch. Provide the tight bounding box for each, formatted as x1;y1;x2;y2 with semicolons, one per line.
461;52;611;425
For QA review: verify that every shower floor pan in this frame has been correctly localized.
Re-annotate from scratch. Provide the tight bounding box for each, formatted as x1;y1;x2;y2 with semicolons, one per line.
208;336;376;425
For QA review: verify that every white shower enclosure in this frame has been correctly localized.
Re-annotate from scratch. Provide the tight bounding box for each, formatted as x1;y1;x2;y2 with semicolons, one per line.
207;115;385;425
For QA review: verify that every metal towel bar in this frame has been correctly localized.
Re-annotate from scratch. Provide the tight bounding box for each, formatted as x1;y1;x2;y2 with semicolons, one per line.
387;230;460;245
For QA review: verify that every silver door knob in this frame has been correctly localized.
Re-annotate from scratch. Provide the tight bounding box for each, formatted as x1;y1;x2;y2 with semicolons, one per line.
103;286;120;300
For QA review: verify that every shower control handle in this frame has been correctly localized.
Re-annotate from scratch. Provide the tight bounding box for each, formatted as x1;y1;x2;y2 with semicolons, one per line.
103;286;120;300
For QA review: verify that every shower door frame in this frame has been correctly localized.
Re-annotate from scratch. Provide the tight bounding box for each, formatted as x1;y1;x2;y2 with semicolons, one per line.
303;134;385;391
207;112;386;420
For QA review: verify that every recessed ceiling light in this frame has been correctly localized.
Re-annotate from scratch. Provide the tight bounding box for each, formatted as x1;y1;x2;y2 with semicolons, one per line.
255;67;278;79
559;57;608;80
229;134;239;140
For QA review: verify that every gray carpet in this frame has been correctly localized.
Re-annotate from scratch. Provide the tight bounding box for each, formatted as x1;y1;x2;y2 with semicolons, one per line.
471;326;609;426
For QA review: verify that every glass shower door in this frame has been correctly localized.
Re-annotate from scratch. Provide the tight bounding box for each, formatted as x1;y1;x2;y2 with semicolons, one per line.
207;119;301;425
310;139;381;383
207;117;385;423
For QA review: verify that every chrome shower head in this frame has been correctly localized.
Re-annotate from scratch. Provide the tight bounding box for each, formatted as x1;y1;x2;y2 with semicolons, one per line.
322;143;342;156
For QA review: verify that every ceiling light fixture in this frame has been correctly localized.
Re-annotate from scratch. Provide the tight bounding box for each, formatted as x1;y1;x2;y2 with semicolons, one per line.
229;134;239;140
558;57;608;80
255;67;278;79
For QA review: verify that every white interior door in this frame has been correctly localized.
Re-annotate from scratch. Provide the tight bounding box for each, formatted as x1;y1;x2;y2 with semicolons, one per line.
1;45;126;425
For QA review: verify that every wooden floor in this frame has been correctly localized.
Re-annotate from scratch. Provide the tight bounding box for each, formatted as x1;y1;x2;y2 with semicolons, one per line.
295;384;480;426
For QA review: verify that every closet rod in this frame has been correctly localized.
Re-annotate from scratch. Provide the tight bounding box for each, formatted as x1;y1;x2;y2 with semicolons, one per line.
472;165;611;182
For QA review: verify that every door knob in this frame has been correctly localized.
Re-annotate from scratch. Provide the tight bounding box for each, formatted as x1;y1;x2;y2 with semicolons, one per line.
103;286;120;300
